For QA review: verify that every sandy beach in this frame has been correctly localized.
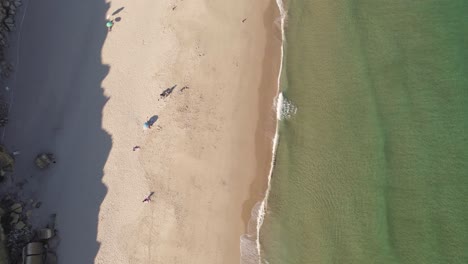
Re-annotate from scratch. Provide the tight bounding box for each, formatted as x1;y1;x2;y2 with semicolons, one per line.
2;0;280;263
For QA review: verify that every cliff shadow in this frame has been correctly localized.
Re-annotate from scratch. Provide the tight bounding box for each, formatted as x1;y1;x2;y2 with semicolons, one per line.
1;0;112;262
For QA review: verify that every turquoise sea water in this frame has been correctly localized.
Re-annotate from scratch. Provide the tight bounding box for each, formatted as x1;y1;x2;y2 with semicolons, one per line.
261;1;468;263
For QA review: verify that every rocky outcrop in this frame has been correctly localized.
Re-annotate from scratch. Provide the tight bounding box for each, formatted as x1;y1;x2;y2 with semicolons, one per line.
0;195;59;263
0;208;8;264
0;0;21;127
0;0;21;79
1;196;33;263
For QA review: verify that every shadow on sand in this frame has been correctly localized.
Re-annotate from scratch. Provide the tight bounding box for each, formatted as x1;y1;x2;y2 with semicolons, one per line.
1;0;113;262
147;115;159;126
111;7;124;16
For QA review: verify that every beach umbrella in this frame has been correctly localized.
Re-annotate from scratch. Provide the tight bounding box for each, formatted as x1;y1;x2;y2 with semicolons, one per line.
106;21;114;28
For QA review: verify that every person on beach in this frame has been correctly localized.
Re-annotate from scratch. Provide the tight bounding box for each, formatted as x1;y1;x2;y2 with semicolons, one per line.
142;192;154;203
160;85;176;98
143;115;159;130
106;20;114;31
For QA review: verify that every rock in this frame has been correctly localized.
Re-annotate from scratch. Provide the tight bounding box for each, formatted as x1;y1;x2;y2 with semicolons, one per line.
14;0;21;7
33;202;42;208
0;207;4;217
2;1;9;7
9;212;19;225
0;224;7;263
0;223;5;241
6;227;33;263
12;206;22;214
14;221;25;230
8;10;15;16
36;228;53;240
26;210;32;218
4;20;15;32
10;203;22;213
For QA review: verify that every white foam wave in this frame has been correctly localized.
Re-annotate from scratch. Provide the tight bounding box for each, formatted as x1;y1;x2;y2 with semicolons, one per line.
277;93;297;120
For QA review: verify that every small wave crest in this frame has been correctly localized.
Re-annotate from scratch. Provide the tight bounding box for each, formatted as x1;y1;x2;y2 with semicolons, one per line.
277;93;297;120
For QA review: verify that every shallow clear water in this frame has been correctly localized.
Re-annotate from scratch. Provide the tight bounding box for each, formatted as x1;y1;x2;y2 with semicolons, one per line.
261;1;468;263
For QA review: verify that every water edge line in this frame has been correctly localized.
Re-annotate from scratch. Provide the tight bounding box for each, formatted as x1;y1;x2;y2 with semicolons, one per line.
249;0;286;262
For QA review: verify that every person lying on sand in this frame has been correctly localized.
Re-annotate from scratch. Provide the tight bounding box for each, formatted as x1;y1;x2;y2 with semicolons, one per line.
143;115;159;130
160;85;176;98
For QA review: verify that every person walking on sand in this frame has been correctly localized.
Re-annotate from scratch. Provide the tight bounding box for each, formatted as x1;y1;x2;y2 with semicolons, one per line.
142;192;154;203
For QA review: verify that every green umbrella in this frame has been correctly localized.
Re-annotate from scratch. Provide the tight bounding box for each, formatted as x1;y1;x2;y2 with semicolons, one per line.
106;21;113;28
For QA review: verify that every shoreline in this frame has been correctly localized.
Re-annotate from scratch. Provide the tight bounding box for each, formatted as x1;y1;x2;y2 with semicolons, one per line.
241;0;285;263
242;0;282;230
